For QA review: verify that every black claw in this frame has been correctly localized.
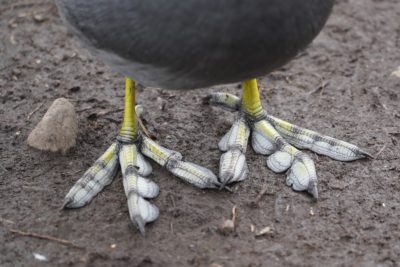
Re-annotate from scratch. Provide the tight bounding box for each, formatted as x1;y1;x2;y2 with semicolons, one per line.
61;197;73;210
218;176;233;190
132;216;146;236
223;185;234;193
216;179;234;193
361;150;375;159
218;182;227;191
308;181;318;199
202;95;212;105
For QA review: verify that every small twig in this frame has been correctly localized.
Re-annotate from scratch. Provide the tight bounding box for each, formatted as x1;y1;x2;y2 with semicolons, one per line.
249;185;269;207
22;185;48;192
231;205;237;227
0;217;15;225
374;143;387;159
96;108;123;116
309;81;330;96
71;169;84;175
136;114;157;140
77;106;94;113
10;229;84;249
168;193;176;208
27;103;44;120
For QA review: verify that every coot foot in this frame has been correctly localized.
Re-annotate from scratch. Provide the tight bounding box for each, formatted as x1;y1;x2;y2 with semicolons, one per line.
208;79;372;198
62;78;219;234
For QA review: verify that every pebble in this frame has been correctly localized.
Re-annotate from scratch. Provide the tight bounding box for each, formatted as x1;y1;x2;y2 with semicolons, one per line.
27;98;78;154
218;219;235;235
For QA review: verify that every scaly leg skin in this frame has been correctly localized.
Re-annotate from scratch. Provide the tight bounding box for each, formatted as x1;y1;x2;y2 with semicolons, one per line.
208;79;372;198
63;77;220;234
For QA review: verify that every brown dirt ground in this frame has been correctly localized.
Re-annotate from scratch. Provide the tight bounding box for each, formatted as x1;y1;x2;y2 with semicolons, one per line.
1;0;400;266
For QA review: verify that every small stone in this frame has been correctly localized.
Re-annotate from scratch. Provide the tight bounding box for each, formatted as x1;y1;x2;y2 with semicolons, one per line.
217;219;235;235
255;226;273;237
33;13;46;23
310;208;315;216
210;263;223;267
9;34;16;45
27;98;78;154
33;253;48;262
391;66;400;78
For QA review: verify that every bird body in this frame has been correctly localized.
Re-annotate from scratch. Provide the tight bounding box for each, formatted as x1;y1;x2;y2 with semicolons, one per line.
57;0;371;233
55;0;334;89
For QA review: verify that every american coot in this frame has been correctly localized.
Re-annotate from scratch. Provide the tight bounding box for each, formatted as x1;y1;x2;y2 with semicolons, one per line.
55;0;371;234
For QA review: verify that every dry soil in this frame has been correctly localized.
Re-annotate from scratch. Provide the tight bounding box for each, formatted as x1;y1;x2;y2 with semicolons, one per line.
1;0;400;266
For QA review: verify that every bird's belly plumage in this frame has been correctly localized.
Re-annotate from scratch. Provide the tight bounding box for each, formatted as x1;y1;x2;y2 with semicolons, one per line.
56;0;334;89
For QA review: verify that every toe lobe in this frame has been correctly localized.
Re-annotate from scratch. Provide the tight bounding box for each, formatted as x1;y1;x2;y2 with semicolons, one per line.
62;143;119;208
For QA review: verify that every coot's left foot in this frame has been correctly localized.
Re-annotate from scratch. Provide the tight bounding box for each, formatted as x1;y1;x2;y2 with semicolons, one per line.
207;79;372;198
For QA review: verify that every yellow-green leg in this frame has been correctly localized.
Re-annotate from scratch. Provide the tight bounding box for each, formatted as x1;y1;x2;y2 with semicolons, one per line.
118;77;139;142
209;78;371;198
63;77;219;234
241;79;265;120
